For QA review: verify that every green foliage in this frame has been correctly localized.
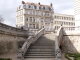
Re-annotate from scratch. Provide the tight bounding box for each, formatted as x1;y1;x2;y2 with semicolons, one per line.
65;53;80;60
65;53;72;60
0;58;12;60
74;57;80;60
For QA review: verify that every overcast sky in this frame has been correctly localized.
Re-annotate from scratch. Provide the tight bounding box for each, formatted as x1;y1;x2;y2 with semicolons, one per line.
0;0;74;27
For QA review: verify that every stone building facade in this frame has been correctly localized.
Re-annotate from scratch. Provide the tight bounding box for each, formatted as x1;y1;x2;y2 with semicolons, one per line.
16;1;54;31
16;1;75;31
54;13;75;31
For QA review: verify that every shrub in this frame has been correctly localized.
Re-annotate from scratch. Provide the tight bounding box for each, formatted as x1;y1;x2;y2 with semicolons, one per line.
65;53;72;60
0;58;12;60
65;53;80;60
74;57;80;60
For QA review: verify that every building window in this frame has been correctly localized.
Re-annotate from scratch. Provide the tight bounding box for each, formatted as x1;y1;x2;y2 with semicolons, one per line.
30;24;33;28
51;20;53;23
69;22;70;25
23;4;26;8
18;11;20;15
64;22;65;25
55;16;56;19
31;5;34;9
62;17;63;20
37;6;39;10
36;18;39;22
19;17;23;22
26;4;28;8
26;17;28;21
43;6;45;10
64;17;66;20
41;18;43;22
57;16;59;19
26;11;28;14
43;12;45;16
30;11;33;14
49;7;51;11
25;24;28;29
36;24;39;29
30;17;32;22
35;11;38;15
33;17;35;22
33;11;35;15
67;17;68;20
39;6;41;9
33;24;35;29
21;10;23;15
72;18;74;20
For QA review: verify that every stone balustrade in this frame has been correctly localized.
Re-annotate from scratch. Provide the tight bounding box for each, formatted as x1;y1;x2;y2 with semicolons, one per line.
62;26;80;53
0;23;28;37
17;28;45;60
55;26;63;60
63;26;80;31
55;26;80;59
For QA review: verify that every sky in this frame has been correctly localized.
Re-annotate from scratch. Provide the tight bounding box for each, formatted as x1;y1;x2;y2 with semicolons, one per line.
0;0;74;27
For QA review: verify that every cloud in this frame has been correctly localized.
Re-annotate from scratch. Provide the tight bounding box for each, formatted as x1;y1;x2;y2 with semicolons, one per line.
0;0;74;27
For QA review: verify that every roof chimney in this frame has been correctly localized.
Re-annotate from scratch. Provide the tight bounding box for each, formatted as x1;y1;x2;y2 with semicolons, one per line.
22;1;25;4
38;2;40;5
50;2;53;7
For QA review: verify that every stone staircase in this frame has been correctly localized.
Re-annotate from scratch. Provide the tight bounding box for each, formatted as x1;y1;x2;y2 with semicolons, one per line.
24;33;55;60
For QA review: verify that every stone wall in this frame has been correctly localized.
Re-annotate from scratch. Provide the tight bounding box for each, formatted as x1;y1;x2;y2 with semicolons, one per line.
0;23;28;55
62;31;80;53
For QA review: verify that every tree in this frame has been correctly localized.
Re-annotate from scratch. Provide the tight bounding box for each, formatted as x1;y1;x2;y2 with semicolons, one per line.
0;15;4;23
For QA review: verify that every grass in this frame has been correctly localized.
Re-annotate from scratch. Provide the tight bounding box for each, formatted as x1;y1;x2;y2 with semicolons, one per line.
65;53;80;60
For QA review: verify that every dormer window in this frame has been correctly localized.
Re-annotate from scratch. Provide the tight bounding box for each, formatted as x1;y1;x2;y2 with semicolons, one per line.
23;4;26;8
28;5;31;8
34;6;37;9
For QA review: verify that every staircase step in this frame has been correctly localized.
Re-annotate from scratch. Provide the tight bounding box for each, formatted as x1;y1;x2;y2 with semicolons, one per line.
29;46;54;49
24;55;55;58
24;58;55;60
35;40;55;43
27;49;54;52
31;43;55;46
26;51;55;54
24;34;55;59
25;53;55;56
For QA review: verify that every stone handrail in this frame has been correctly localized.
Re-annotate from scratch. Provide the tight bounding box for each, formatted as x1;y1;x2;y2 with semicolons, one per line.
0;23;28;36
17;28;45;60
63;26;80;31
55;26;63;60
